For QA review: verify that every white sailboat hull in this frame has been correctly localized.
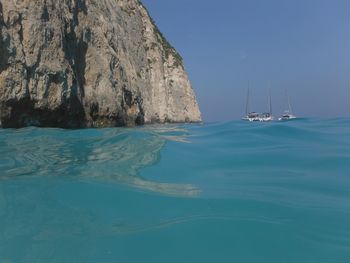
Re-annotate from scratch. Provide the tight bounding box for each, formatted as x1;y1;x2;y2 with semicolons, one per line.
278;114;297;121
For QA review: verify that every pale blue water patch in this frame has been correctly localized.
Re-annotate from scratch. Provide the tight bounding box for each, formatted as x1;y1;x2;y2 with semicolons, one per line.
0;119;350;262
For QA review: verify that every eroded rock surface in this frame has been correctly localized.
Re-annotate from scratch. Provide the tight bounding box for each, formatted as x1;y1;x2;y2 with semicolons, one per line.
0;0;201;128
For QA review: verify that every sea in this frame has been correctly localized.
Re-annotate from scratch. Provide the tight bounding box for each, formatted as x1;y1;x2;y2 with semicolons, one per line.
0;118;350;263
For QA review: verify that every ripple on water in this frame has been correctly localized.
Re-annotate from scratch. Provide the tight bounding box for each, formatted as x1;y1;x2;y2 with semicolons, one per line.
0;119;350;262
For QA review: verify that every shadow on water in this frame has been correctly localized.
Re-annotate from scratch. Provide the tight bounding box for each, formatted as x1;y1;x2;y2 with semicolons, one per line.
0;126;200;197
0;125;203;262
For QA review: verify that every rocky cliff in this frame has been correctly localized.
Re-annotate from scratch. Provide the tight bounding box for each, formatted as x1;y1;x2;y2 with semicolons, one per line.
0;0;201;128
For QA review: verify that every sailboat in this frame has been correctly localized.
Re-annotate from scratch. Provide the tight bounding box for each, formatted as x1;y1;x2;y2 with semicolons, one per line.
242;88;259;122
259;90;274;122
279;91;297;121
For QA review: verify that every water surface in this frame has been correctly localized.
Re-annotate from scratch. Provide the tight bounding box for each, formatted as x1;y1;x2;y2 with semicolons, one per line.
0;119;350;262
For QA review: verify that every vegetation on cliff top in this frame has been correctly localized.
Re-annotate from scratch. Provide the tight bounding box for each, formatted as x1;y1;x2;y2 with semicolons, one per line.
137;0;184;68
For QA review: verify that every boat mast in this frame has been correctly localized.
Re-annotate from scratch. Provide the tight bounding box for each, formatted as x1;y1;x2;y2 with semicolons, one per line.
245;85;250;115
268;85;272;115
284;90;291;114
287;91;293;114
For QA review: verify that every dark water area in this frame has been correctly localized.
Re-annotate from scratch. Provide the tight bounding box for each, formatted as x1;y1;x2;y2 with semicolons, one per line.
0;119;350;262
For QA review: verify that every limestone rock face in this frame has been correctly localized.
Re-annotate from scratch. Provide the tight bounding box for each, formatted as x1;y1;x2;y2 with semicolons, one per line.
0;0;201;128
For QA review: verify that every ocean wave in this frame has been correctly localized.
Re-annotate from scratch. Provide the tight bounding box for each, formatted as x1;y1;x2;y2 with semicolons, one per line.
1;119;350;262
0;126;200;197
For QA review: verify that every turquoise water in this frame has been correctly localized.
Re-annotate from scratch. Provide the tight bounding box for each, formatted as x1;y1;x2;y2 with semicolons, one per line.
1;119;350;262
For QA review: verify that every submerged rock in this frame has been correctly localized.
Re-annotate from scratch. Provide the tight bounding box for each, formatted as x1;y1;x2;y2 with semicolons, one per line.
0;0;201;128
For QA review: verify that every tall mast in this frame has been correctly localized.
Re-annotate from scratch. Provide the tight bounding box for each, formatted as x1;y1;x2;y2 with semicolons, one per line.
269;88;272;115
288;95;293;114
285;89;293;114
245;84;250;115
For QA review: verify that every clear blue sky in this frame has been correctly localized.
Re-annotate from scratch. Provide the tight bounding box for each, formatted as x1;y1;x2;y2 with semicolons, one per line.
142;0;350;122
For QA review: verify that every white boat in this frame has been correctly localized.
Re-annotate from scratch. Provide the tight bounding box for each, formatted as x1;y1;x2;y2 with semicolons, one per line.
259;90;274;122
279;112;296;121
242;112;260;122
242;88;260;122
279;92;297;121
259;112;274;122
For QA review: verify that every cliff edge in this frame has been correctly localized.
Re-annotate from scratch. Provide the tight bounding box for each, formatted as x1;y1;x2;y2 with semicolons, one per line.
0;0;201;128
